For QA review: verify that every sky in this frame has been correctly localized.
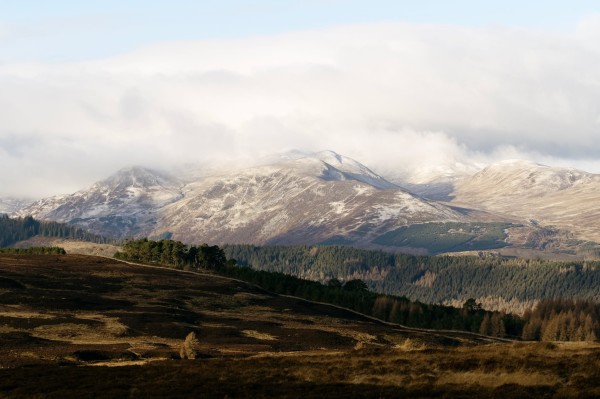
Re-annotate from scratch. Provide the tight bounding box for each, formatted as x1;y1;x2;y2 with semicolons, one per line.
1;1;600;197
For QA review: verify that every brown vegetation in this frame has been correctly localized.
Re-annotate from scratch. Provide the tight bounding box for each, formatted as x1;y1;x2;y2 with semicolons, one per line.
1;254;600;398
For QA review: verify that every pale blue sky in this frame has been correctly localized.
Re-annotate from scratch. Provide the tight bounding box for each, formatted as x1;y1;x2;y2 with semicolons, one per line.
2;0;599;62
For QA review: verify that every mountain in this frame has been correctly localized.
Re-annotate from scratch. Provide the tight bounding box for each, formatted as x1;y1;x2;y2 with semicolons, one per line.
0;197;34;214
14;166;183;238
451;160;600;242
13;152;470;247
384;160;482;201
19;151;600;253
151;151;464;245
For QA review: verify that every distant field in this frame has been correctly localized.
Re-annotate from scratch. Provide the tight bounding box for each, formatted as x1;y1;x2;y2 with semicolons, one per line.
1;254;600;398
373;222;513;254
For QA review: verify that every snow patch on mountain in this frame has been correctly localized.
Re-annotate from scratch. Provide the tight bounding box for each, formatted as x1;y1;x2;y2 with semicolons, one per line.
0;197;35;214
14;166;183;237
152;154;463;245
451;159;600;241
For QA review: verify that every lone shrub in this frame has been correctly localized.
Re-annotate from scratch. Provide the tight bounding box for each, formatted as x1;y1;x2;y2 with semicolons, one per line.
179;331;200;359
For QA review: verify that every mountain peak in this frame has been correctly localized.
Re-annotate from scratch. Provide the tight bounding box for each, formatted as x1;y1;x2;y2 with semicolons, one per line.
299;151;398;190
314;150;344;163
454;158;595;207
491;159;544;168
101;166;177;190
475;159;591;187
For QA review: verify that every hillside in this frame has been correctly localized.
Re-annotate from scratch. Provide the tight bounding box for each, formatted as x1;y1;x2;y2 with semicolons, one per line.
14;167;183;238
152;152;465;246
1;254;600;398
9;153;600;256
451;160;600;242
0;197;33;214
0;253;492;370
13;152;475;250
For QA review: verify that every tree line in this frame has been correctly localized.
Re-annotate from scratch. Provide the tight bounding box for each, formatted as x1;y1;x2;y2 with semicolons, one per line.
114;238;230;271
222;244;600;314
521;298;600;342
0;215;115;247
0;246;66;255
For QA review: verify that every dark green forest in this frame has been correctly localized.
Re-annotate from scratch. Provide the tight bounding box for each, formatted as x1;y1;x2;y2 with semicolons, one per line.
0;215;115;247
373;222;512;253
223;244;600;311
0;246;66;255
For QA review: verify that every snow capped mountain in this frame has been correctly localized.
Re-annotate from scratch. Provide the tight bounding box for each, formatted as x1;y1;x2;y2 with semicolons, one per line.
9;151;600;253
0;197;34;214
383;160;482;200
151;152;463;245
454;160;593;199
451;160;600;241
14;166;183;238
12;151;466;246
310;150;399;190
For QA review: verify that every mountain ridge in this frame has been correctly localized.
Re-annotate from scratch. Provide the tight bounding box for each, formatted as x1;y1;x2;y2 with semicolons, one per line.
450;160;600;242
9;151;600;252
14;166;184;238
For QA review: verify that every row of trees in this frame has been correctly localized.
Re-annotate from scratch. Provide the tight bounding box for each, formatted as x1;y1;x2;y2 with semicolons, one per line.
222;244;600;341
521;298;600;341
114;238;229;271
0;246;66;255
0;215;114;247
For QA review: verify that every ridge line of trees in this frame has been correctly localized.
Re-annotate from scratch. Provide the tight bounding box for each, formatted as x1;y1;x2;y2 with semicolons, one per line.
0;246;66;255
0;215;117;247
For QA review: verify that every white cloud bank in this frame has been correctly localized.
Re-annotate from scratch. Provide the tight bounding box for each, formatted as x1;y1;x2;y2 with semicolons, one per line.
1;20;600;196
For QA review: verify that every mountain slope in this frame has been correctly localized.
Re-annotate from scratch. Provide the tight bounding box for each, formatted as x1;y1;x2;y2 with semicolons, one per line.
10;151;503;249
451;160;600;241
14;166;183;238
152;152;464;245
0;197;33;214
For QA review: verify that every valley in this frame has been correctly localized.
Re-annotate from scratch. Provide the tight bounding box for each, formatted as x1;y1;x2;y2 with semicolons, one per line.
3;3;599;397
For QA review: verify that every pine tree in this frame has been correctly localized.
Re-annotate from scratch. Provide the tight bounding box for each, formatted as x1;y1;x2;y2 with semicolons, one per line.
479;314;492;336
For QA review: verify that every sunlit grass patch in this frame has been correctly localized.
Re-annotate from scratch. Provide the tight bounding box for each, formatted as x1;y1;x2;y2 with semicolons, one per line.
242;330;277;341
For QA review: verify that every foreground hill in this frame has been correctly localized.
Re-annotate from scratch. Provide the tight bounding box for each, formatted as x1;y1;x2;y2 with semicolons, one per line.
0;253;491;370
1;254;600;398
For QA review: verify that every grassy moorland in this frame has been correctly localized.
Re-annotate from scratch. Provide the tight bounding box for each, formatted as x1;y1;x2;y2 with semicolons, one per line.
0;254;600;398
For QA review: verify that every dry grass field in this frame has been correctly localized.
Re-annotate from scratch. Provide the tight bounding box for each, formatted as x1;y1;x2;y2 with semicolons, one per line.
1;254;600;398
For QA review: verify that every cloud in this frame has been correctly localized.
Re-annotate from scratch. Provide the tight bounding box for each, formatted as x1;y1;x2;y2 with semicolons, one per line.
1;20;600;196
